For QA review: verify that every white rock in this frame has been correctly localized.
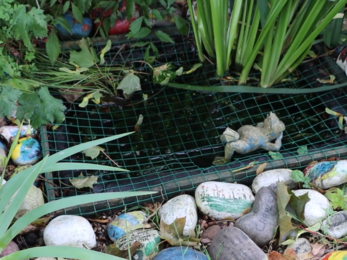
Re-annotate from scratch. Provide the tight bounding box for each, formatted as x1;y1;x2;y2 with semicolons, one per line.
321;211;347;238
159;194;197;237
195;181;254;220
293;189;331;226
44;215;96;249
252;169;297;193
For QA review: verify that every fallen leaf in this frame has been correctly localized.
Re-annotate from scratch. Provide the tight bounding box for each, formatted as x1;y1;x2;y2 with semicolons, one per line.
268;251;290;260
70;173;98;189
82;146;105;159
106;242;141;259
59;88;83;103
283;248;297;260
256;162;267;175
311;243;327;256
269;151;284;160
79;90;103;108
296;251;314;260
117;73;141;99
297;146;308;155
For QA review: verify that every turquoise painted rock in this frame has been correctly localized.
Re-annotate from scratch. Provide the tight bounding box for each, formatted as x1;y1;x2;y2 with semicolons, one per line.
235;187;278;246
195;181;255;219
11;137;42;165
304;160;347;189
115;229;161;259
108;211;147;242
153;247;208;260
252;168;297;193
321;211;347;238
293;189;331;226
44;215;96;249
209;227;268;260
0;125;36;143
158;194;197;237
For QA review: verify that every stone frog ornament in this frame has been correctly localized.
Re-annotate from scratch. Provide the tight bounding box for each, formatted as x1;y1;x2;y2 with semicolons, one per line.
214;112;285;164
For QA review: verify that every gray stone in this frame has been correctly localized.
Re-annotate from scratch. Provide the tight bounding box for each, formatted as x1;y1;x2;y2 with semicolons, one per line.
285;238;311;255
321;210;347;238
159;194;197;237
235;187;278;246
195;181;254;220
208;227;268;260
201;225;221;240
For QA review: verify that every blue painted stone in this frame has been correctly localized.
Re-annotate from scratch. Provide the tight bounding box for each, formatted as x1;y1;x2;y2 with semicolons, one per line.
152;247;208;260
55;13;92;40
11;137;42;165
0;125;36;143
107;211;147;242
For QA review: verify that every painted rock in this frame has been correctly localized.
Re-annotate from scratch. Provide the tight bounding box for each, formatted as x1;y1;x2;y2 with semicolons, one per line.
108;211;147;242
11;137;42;165
0;125;35;143
209;227;268;260
321;251;347;260
292;189;331;226
159;194;197;237
55;13;92;40
0;241;20;257
235;187;278;246
304;160;347;189
285;238;311;255
195;181;254;220
252;169;297;193
321;211;347;238
152;247;208;260
115;229;161;260
44;215;96;249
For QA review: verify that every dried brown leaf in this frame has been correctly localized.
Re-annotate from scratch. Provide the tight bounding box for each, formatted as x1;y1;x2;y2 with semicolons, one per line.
256;163;267;175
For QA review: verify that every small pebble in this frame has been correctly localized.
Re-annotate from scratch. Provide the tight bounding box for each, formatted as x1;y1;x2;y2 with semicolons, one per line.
201;225;221;240
285;238;311;255
321;210;347;238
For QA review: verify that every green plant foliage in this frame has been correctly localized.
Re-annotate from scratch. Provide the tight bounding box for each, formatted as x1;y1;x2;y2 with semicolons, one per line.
324;187;347;210
0;132;156;260
291;170;311;188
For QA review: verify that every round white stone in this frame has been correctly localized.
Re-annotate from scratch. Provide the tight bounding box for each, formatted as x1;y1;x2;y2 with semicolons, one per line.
252;169;296;193
43;215;96;249
195;181;255;220
159;194;197;237
293;189;331;226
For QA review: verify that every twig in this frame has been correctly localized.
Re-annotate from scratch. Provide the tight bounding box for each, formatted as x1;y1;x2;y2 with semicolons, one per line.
101;150;121;167
299;225;347;245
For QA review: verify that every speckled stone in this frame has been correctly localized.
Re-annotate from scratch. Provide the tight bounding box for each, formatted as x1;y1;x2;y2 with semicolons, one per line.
235;187;278;246
321;211;347;238
209;227;268;260
159;194;197;237
293;189;331;226
152;247;208;260
252;169;297;193
285;238;311;255
195;181;254;220
43;215;96;249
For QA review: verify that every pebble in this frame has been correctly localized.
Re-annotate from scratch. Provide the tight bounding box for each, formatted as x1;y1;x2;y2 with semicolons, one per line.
43;215;96;249
115;229;161;260
304;160;347;189
152;247;208;260
11;137;42;165
14;185;44;219
209;227;268;260
159;194;197;237
252;169;297;193
195;181;254;220
0;241;20;257
292;189;331;226
108;211;147;242
235;187;278;246
285;238;311;255
321;210;347;238
0;125;35;143
201;225;221;240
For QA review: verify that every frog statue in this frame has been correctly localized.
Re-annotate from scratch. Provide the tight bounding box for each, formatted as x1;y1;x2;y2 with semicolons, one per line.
214;112;285;165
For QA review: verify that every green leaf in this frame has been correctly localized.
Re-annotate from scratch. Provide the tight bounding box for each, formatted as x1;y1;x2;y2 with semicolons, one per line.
74;0;92;14
46;31;61;65
130;27;151;39
128;16;144;35
269;151;283;160
0;86;22;118
62;1;70;13
82;146;105;159
69;38;100;68
155;30;174;43
100;40;112;65
297;146;308;155
71;3;83;24
79;90;102;108
152;9;163;20
70;173;98;189
325;187;347;210
289;192;310;221
291;170;305;182
126;0;135;20
117;73;141;99
54;16;71;33
183;63;203;74
174;15;189;35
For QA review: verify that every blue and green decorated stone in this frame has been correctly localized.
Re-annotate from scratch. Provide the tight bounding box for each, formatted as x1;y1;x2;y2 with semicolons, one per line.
11;137;42;165
108;211;147;242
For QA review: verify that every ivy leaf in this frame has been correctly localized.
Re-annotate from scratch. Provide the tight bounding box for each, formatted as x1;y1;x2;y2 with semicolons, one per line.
70;173;98;189
155;30;174;43
117;73;141;99
46;31;61;65
0;86;22;118
82;146;104;159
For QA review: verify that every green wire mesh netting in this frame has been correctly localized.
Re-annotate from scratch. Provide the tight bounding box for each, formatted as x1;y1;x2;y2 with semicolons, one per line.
40;29;347;215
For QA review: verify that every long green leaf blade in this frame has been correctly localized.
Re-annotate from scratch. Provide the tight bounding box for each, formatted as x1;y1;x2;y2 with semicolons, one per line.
44;163;129;172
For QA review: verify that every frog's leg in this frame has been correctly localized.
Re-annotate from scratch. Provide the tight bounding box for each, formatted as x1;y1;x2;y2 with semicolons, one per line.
225;140;252;161
262;132;283;151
